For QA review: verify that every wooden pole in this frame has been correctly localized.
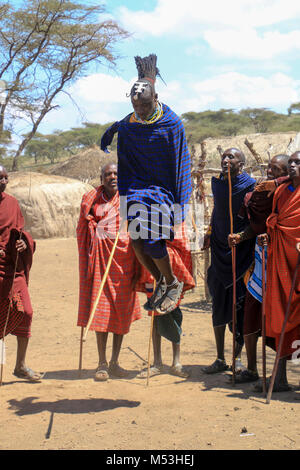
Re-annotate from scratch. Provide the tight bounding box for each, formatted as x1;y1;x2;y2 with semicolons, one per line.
78;326;84;377
147;281;156;387
78;220;125;373
147;312;155;387
261;243;267;397
227;163;237;386
266;253;300;404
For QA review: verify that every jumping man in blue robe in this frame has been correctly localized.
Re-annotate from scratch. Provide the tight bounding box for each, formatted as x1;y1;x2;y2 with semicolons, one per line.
101;54;192;315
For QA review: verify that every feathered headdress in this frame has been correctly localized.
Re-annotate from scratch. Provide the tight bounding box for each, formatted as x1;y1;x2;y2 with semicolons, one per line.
134;54;166;86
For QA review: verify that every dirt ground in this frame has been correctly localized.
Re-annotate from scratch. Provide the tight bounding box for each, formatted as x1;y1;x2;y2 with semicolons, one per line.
0;238;299;451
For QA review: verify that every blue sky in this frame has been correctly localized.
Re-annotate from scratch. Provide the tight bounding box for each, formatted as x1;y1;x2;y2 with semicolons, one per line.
34;0;300;134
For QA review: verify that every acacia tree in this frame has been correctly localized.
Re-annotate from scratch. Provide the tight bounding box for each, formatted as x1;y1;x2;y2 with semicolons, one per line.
0;0;128;170
288;102;300;115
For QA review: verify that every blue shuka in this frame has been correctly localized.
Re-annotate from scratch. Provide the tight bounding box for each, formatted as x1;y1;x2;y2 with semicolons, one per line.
101;104;192;254
207;172;256;337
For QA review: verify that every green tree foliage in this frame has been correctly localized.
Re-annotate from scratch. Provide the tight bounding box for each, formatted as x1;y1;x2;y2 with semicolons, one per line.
287;102;300;115
24;122;115;165
0;0;128;170
182;107;300;146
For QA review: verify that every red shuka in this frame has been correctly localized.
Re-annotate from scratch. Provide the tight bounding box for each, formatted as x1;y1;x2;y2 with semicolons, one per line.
0;192;35;338
265;183;300;357
76;186;141;334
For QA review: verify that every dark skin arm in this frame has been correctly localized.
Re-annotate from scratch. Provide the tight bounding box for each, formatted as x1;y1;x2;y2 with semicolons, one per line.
228;225;256;247
0;239;27;257
257;233;269;246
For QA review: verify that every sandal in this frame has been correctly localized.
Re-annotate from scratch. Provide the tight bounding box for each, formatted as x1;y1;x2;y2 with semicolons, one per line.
136;365;164;379
13;366;44;382
202;359;229;374
108;362;129;378
158;278;184;315
144;276;166;311
169;364;189;378
95;362;109;381
253;377;292;393
231;369;259;383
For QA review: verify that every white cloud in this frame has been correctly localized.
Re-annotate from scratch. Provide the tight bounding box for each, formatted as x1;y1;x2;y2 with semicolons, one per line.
189;72;300;110
204;28;300;59
118;0;300;59
119;0;300;35
70;73;134;103
152;72;300;114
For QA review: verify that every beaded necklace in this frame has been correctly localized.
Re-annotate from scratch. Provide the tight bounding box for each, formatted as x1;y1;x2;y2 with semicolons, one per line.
132;101;163;125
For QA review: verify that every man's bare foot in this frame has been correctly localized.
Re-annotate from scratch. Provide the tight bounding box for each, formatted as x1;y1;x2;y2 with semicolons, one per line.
253;377;291;393
95;362;109;381
108;362;129;378
13;366;43;382
169;364;189;378
136;365;164;379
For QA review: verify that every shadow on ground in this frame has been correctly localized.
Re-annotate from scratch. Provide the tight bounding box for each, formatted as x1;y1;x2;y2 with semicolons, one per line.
8;396;141;416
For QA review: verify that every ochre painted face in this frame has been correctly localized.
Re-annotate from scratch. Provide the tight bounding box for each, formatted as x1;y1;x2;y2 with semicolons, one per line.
0;168;8;193
288;152;300;180
131;93;156;121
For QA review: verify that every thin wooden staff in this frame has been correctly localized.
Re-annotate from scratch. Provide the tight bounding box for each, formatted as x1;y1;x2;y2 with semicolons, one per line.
78;219;126;372
147;281;156;387
0;231;22;386
266;252;300;404
261;242;267;397
227;162;237;386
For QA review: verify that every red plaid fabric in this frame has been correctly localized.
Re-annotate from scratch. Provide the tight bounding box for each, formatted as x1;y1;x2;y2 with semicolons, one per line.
0;193;35;338
76;186;141;334
265;183;300;357
0;294;24;339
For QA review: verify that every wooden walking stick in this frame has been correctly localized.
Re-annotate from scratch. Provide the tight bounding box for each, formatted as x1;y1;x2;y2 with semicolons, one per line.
261;243;267;397
227;162;237;386
147;313;155;387
78;219;125;372
266;252;300;404
147;281;156;387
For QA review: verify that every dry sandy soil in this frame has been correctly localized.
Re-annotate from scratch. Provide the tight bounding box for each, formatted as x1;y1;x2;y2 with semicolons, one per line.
0;238;299;451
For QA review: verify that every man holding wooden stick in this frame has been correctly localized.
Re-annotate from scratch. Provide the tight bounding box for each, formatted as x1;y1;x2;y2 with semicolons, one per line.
255;151;300;393
228;154;290;385
202;149;256;374
0;166;41;383
76;163;142;381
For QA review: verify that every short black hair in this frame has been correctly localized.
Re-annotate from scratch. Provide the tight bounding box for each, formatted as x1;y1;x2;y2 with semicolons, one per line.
101;162;117;178
272;154;289;168
223;148;246;164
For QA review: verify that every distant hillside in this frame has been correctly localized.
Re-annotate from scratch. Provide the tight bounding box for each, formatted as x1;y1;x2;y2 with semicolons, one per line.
44;132;298;185
48;146;117;187
192;131;298;168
